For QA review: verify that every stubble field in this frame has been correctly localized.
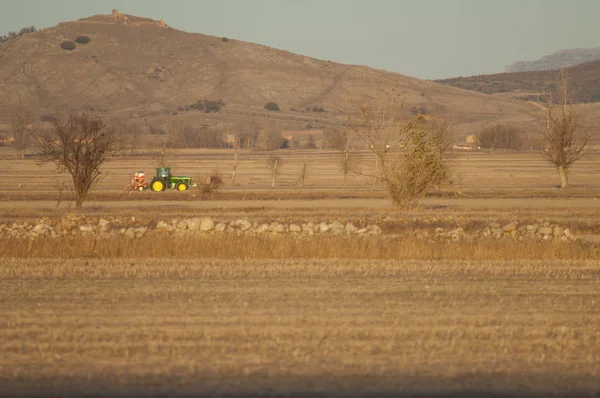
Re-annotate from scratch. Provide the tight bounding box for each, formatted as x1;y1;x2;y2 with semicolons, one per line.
1;259;599;397
1;147;599;397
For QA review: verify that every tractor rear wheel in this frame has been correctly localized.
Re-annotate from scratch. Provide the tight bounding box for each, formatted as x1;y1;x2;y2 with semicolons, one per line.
176;181;189;191
150;177;167;192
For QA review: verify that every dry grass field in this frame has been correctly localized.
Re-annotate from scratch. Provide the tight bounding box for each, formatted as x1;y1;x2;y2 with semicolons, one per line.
1;146;599;228
1;259;599;397
2;10;599;397
1;147;599;397
1;147;599;194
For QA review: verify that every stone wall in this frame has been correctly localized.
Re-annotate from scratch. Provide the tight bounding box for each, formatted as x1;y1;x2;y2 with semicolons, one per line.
0;216;577;242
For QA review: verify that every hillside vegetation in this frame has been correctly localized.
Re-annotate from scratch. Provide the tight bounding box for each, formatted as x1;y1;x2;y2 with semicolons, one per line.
436;59;600;104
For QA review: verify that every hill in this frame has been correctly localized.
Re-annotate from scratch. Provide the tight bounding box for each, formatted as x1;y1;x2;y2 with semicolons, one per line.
435;59;600;104
505;48;600;73
0;11;539;139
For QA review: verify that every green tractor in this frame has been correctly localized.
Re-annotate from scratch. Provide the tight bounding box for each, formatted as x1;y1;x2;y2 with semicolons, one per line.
149;167;196;192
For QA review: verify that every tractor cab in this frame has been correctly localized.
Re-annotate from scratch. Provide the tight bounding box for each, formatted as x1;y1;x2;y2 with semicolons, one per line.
156;167;171;184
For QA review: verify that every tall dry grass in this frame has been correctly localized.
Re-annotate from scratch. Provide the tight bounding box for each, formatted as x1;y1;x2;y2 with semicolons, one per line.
1;234;598;260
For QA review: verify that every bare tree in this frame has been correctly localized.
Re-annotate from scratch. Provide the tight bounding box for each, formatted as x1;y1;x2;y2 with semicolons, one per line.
108;117;141;155
478;124;525;152
325;127;359;184
230;127;240;186
261;122;283;151
305;134;317;149
350;85;450;209
323;127;348;150
10;99;33;158
146;121;174;167
266;155;283;188
35;111;117;209
108;118;127;155
540;72;589;188
228;121;262;186
174;124;225;149
126;122;144;154
295;156;309;187
234;120;261;149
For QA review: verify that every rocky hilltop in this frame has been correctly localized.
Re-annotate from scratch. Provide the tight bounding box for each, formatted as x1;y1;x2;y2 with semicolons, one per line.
505;48;600;73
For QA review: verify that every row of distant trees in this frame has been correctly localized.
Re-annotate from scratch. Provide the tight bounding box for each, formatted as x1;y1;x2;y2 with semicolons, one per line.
0;26;36;44
4;72;589;209
5;110;305;157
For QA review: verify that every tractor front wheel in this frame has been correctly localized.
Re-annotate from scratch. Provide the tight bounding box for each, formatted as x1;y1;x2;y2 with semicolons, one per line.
137;185;145;191
176;181;189;191
150;177;167;192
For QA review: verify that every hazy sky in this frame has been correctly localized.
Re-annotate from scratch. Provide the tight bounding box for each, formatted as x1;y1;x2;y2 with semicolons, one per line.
3;0;600;79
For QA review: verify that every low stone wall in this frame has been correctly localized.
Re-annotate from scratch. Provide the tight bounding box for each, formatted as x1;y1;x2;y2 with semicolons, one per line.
0;216;381;240
0;216;577;242
410;221;576;242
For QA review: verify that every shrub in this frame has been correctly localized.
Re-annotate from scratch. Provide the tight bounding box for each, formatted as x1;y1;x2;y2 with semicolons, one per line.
305;134;317;149
203;99;224;112
60;41;76;51
75;36;91;44
588;92;600;103
183;99;224;113
39;115;57;123
265;102;280;111
323;127;348;150
411;106;428;115
221;37;229;42
200;175;224;193
186;100;204;111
